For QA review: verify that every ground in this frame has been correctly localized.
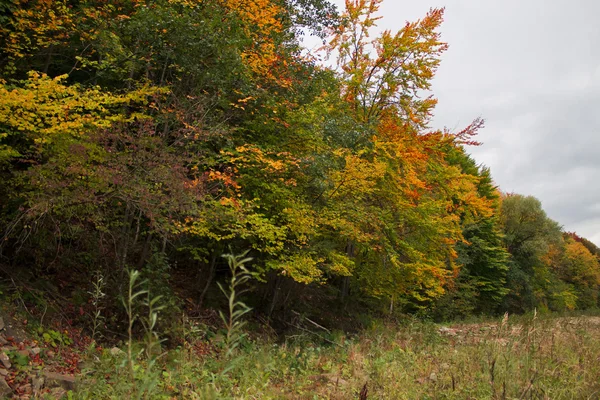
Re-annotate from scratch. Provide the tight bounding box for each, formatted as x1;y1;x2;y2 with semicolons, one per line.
1;301;600;399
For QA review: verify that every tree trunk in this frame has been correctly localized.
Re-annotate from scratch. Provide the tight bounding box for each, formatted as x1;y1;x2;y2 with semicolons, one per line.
268;275;283;319
119;205;134;271
340;240;355;303
137;233;153;269
198;249;218;308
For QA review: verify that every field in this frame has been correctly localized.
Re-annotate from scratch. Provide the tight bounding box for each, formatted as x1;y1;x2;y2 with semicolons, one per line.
71;313;600;399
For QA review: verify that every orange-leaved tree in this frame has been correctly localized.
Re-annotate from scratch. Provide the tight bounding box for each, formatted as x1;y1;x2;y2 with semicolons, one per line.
319;0;496;308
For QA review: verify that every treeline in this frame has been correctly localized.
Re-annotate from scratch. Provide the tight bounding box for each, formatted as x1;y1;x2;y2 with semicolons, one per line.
0;0;598;330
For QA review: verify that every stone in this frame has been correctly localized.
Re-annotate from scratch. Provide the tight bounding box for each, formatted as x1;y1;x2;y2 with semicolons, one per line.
0;368;7;376
0;352;10;369
323;374;349;387
0;377;11;398
0;336;7;345
438;326;460;336
43;371;76;391
30;347;41;356
32;376;44;392
429;372;438;382
110;347;124;356
50;387;67;399
21;383;32;394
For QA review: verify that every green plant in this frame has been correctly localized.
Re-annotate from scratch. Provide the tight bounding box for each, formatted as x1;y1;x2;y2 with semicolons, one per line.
141;288;166;360
121;269;166;399
37;327;73;348
218;250;254;358
7;349;29;368
88;272;106;340
123;269;146;391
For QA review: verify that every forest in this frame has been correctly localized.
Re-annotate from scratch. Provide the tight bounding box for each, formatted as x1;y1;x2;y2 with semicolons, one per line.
0;0;599;398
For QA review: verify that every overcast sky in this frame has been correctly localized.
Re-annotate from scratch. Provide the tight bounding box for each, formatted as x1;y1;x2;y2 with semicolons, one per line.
308;0;600;245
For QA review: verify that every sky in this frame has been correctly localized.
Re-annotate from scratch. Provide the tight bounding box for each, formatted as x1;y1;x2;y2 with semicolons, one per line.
305;0;600;245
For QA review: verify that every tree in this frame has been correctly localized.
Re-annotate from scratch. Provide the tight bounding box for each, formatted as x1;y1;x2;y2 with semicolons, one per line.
558;238;600;308
500;194;562;312
327;0;447;127
430;149;510;319
316;0;496;310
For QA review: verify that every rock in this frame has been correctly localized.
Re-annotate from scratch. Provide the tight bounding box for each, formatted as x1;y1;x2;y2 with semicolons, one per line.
0;368;7;376
0;377;12;398
43;371;76;391
429;372;438;382
21;383;32;394
0;352;11;369
110;347;124;356
50;387;67;399
325;375;349;387
0;336;7;345
438;326;461;336
30;347;41;356
32;376;44;392
0;317;5;331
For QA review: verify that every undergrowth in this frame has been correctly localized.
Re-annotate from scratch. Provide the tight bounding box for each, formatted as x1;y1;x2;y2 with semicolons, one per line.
72;312;600;399
2;266;600;399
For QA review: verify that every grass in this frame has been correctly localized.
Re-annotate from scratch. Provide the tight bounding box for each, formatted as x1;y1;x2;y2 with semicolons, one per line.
74;312;600;399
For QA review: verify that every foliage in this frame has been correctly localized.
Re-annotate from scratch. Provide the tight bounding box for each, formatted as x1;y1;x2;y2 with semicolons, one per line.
218;251;254;358
88;272;106;340
433;151;509;318
121;269;166;399
74;314;600;398
0;0;599;374
2;2;600;398
500;194;564;312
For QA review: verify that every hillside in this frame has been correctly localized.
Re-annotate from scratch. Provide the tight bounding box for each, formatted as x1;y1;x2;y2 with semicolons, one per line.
1;0;600;398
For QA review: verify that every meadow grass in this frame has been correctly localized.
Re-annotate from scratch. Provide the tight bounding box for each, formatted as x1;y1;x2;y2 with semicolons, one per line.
75;313;600;399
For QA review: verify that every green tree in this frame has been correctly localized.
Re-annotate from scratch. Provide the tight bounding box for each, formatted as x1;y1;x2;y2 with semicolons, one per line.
500;194;562;312
433;151;509;319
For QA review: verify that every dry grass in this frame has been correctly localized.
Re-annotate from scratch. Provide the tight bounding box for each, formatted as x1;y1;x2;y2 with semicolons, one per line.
77;313;600;399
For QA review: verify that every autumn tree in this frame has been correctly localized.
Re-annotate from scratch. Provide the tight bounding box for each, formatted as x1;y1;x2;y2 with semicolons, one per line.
3;0;600;336
433;152;509;319
312;0;497;312
557;237;600;308
500;194;563;312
